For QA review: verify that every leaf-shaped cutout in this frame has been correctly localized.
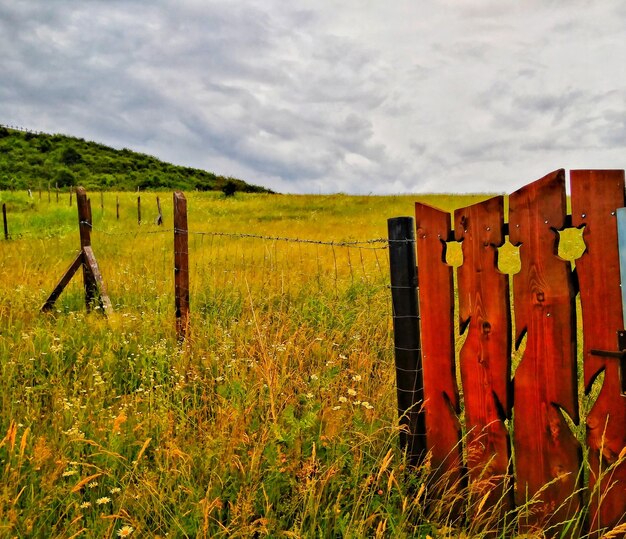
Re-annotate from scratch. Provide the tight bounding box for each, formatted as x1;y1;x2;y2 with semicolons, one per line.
511;329;527;380
553;402;581;441
583;368;606;418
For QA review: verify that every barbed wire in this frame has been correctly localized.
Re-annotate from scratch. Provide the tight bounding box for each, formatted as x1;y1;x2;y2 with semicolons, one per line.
75;221;401;250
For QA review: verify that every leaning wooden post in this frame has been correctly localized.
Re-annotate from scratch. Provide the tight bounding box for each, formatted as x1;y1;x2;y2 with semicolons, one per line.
42;187;112;315
156;196;163;225
388;217;426;465
174;191;190;341
2;203;8;240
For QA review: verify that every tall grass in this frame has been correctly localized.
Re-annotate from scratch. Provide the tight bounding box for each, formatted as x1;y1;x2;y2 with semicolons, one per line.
0;190;622;537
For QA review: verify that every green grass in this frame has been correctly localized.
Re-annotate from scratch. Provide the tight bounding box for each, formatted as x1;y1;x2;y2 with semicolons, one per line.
0;190;622;538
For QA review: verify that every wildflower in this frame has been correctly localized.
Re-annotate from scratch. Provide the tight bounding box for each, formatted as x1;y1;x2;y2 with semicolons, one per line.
347;389;357;397
215;376;224;382
79;501;91;509
310;374;319;381
110;487;121;494
361;401;374;410
87;481;99;489
305;393;314;399
96;497;111;505
332;406;341;411
117;525;134;537
353;400;361;406
62;470;78;477
352;374;362;382
338;396;348;403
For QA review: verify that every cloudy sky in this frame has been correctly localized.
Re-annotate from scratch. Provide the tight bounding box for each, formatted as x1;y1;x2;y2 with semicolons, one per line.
1;1;625;194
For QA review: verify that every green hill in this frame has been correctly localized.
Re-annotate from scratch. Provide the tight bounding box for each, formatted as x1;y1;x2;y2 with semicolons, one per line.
0;125;273;193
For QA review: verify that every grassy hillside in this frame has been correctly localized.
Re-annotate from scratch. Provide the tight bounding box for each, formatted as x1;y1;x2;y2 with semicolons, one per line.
0;125;272;193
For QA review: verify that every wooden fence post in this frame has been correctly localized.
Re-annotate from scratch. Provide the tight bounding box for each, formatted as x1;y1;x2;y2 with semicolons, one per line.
388;217;426;464
41;186;112;315
116;196;120;220
174;191;189;341
100;191;104;211
137;196;141;225
2;203;8;240
156;196;163;225
77;189;97;309
69;187;73;207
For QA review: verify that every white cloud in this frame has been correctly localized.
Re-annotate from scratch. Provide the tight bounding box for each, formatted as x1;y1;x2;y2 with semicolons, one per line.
0;0;625;194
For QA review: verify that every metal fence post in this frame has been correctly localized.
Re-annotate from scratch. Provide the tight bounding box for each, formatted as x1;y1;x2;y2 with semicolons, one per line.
2;203;8;240
388;216;426;465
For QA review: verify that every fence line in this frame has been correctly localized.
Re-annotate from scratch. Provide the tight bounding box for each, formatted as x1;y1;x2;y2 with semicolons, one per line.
22;187;392;343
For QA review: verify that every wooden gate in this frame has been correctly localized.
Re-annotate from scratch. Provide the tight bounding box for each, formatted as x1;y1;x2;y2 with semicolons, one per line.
388;169;626;536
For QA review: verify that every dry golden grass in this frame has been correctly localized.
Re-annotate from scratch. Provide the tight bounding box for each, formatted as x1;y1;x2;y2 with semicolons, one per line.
0;190;621;538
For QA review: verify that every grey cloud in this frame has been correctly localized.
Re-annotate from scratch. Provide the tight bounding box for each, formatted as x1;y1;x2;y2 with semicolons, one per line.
1;1;625;194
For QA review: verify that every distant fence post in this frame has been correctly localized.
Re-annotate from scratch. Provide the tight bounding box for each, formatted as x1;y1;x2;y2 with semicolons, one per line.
174;191;189;341
388;217;426;465
137;196;141;225
2;203;8;240
116;196;120;220
156;196;163;225
69;187;73;207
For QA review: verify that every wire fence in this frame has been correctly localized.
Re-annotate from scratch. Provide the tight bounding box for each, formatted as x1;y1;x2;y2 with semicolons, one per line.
2;198;392;316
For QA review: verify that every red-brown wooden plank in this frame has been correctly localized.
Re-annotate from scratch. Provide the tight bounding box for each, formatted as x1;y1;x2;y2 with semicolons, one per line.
415;203;461;485
174;191;190;341
454;196;512;507
509;170;581;531
571;169;626;534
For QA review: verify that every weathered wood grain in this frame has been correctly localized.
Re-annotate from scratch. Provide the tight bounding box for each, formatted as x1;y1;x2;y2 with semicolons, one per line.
174;191;190;340
83;246;113;314
415;202;462;486
454;196;512;508
571;169;626;535
509;169;581;531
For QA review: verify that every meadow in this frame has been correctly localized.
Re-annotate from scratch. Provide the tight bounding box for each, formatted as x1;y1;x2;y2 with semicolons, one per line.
0;190;616;538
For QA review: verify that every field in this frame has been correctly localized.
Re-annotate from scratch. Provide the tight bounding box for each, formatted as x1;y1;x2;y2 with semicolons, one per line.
0;190;609;538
